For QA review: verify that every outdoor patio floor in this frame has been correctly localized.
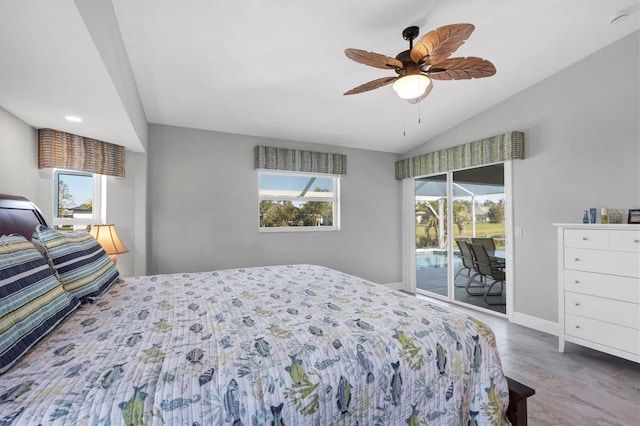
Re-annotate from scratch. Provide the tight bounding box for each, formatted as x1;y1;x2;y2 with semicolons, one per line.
416;264;506;314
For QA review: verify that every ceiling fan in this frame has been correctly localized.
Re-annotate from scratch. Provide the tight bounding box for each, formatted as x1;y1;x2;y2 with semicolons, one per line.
343;24;496;103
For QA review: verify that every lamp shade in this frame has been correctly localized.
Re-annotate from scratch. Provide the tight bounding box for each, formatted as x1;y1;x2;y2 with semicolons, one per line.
89;224;129;255
392;74;431;99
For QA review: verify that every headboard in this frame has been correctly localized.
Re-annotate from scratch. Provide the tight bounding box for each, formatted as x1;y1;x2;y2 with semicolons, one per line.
0;194;48;240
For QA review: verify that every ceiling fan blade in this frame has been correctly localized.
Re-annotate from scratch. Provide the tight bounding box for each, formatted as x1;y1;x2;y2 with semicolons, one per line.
345;48;404;70
425;57;496;80
410;23;475;65
407;81;434;104
343;76;397;95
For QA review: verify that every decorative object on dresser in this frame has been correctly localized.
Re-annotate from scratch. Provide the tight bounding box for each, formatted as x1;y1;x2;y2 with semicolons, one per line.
554;223;640;362
629;209;640;224
600;208;609;224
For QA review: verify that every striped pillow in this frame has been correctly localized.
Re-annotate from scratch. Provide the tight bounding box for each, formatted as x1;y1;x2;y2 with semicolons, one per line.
0;234;80;374
33;225;120;303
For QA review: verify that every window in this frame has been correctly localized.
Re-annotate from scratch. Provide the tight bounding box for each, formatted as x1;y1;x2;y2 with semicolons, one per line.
53;169;103;231
258;171;340;231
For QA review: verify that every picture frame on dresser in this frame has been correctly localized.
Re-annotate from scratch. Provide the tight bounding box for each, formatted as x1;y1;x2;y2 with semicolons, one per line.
628;209;640;224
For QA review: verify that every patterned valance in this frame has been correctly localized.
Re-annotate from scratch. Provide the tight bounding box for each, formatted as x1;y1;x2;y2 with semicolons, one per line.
395;131;525;180
254;146;346;175
38;129;125;178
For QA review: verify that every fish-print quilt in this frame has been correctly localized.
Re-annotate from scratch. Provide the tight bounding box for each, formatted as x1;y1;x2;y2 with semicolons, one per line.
0;264;509;425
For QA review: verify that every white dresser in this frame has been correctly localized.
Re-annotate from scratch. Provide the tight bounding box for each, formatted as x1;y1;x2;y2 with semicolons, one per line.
555;223;640;362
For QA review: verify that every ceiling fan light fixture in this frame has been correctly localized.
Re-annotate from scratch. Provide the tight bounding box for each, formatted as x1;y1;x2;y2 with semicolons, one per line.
393;74;431;99
344;23;494;104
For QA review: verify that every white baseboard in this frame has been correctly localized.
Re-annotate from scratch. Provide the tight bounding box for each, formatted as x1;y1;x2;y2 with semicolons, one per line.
381;281;404;290
512;312;559;336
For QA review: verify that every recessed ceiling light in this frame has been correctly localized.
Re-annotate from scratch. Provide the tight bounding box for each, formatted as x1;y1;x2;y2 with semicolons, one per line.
65;115;83;122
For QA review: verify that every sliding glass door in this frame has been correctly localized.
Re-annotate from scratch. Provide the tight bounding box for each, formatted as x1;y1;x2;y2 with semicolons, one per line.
414;164;507;314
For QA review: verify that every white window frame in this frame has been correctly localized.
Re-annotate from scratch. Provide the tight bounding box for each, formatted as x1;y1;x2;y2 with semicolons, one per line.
258;170;341;232
52;169;105;230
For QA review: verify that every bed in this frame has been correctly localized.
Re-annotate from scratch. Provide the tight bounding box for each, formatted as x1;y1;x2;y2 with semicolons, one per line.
0;194;530;425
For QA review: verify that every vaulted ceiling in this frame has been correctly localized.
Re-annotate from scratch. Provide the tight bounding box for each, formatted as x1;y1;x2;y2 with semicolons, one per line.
1;0;638;153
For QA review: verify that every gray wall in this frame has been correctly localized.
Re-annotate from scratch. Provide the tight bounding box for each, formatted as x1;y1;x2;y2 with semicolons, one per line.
147;124;402;284
104;152;148;277
0;107;51;216
404;31;640;324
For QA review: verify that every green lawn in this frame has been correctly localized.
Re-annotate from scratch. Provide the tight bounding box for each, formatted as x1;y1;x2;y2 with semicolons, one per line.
416;221;505;249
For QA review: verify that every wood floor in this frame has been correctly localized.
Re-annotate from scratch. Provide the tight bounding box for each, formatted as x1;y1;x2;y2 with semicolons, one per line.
421;297;640;425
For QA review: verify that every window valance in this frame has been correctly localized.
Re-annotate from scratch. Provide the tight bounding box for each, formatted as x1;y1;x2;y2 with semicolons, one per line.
38;129;125;178
395;131;524;180
254;146;346;175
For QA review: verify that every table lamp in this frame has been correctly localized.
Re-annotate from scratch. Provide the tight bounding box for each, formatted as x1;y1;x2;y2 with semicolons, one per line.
89;224;129;265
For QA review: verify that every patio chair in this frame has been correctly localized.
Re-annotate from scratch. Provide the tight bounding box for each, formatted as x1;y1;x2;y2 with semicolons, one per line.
471;237;505;267
468;243;506;305
471;237;495;251
455;239;486;291
454;239;477;286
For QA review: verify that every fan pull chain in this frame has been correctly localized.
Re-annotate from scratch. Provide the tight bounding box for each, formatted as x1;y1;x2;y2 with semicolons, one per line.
418;103;421;124
403;118;406;136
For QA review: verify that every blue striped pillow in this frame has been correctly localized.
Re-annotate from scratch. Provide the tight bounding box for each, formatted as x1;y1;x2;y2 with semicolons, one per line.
33;226;120;303
0;234;80;374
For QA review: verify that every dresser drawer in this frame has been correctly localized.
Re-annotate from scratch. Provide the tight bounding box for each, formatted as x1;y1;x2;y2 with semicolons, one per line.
564;229;608;249
565;291;640;328
564;270;640;302
610;230;640;252
565;248;640;278
565;314;640;356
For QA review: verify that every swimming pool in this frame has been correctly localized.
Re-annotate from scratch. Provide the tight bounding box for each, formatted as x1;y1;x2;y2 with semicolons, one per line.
416;250;462;269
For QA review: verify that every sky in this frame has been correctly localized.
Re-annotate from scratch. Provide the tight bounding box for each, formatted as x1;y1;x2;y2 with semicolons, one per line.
58;172;93;206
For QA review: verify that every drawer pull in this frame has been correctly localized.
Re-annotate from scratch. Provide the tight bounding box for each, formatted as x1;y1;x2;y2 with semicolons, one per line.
574;280;580;284
582;237;588;241
574;258;580;261
574;302;580;306
634;239;639;243
575;325;581;329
